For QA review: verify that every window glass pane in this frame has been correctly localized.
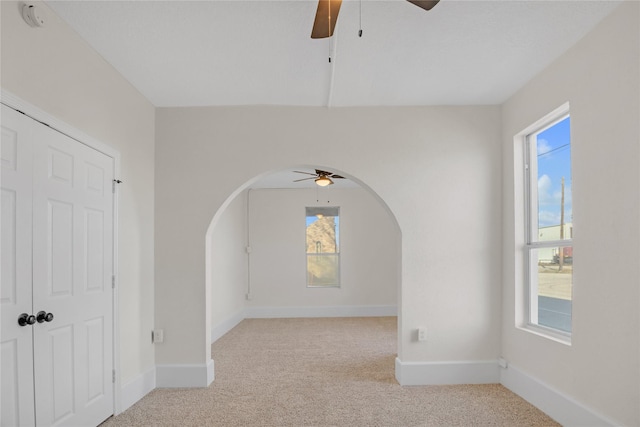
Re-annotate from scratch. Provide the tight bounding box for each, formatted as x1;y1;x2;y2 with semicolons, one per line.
306;207;339;287
533;116;572;242
307;254;339;287
530;247;572;333
523;108;573;339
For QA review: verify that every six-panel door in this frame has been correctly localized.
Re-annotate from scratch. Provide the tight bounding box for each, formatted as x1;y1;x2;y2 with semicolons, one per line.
1;105;114;426
1;105;37;427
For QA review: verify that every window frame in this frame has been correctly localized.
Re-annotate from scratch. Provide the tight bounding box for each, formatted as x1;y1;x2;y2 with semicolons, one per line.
305;206;340;288
520;103;572;344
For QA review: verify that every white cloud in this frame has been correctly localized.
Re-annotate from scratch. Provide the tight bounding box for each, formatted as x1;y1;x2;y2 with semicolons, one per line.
538;174;553;205
537;138;553;157
537;174;572;227
539;209;572;228
538;174;571;207
539;210;560;227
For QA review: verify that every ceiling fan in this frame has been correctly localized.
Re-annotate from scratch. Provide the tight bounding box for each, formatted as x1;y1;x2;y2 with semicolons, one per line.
311;0;440;39
293;169;345;186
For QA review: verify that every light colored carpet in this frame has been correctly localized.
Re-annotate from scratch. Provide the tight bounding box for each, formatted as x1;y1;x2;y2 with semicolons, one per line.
102;317;559;426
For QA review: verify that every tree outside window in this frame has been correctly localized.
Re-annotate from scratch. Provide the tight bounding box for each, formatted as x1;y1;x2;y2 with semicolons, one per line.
306;207;340;287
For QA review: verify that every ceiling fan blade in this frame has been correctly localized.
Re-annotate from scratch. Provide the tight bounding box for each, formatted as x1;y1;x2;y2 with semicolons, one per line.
293;170;318;176
406;0;439;11
311;0;343;39
330;174;345;179
316;169;335;176
293;177;316;182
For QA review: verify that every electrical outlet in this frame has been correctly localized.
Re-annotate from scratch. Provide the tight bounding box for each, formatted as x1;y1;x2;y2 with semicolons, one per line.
152;329;164;344
418;328;427;342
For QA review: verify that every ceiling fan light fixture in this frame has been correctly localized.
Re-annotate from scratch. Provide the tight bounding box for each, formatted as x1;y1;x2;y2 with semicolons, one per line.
315;176;333;186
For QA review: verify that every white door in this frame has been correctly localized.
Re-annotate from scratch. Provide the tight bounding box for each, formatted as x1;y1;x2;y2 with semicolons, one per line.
1;105;115;426
1;105;37;427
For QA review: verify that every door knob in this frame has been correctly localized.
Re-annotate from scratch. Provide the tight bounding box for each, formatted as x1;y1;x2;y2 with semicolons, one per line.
18;313;36;326
36;311;54;323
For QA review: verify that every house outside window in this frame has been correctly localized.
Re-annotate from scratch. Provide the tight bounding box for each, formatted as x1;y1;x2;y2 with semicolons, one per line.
522;107;573;340
306;207;340;287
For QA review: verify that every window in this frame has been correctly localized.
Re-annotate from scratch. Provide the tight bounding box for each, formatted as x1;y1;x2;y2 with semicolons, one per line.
306;207;340;287
523;110;572;339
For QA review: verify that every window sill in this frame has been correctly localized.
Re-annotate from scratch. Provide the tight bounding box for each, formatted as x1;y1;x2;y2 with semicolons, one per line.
517;323;572;346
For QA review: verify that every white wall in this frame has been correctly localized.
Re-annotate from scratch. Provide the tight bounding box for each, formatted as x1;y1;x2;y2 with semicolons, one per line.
209;189;248;330
246;188;398;310
155;105;503;368
6;0;636;422
1;1;156;386
501;2;639;425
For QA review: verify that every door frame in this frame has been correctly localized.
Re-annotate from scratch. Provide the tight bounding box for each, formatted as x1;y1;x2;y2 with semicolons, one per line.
1;89;122;415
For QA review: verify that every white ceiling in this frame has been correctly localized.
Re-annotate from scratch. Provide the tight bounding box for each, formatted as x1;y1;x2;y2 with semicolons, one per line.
42;0;620;189
45;0;621;108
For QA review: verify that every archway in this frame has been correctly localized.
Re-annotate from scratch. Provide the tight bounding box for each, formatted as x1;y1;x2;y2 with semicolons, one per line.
205;166;403;373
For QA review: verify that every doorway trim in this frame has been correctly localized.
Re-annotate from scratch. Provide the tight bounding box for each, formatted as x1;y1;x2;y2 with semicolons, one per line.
205;165;403;376
1;89;122;415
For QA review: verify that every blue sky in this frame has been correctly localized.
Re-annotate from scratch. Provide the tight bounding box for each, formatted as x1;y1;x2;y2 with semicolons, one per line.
306;215;339;228
536;116;572;229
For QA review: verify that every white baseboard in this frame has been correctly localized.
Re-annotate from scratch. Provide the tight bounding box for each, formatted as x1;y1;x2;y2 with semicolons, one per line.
244;305;397;319
395;357;500;386
500;363;618;426
211;306;396;342
211;310;245;343
118;366;156;414
156;360;215;388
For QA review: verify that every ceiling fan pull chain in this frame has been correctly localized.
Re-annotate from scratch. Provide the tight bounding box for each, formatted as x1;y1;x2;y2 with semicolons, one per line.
359;0;363;37
328;0;332;62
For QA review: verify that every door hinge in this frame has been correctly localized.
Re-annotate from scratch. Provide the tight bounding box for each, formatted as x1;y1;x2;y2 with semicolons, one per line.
112;275;116;289
112;370;116;383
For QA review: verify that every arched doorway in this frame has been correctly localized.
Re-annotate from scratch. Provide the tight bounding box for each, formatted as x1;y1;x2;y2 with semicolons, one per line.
205;166;402;370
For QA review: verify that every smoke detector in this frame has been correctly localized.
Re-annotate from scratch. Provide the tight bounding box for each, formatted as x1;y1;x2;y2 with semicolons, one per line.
22;3;45;28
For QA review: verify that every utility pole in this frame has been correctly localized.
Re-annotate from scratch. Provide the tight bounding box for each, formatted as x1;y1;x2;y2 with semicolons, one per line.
559;176;565;272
